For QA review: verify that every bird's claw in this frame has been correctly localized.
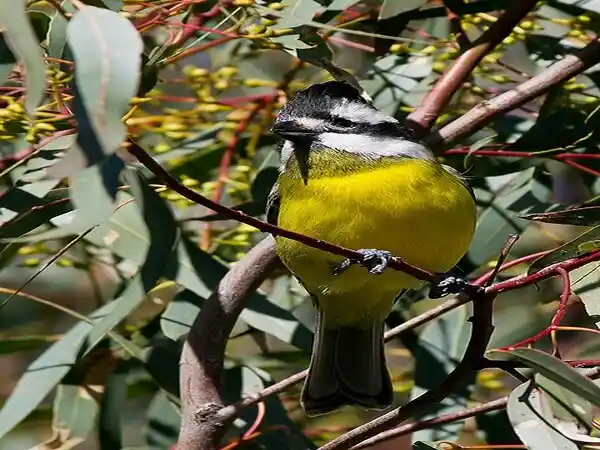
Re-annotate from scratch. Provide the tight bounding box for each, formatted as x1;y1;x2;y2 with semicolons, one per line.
332;249;394;276
429;275;481;299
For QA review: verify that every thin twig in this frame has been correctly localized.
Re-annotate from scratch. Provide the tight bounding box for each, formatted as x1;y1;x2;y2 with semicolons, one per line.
353;397;507;450
406;0;537;134
430;39;600;148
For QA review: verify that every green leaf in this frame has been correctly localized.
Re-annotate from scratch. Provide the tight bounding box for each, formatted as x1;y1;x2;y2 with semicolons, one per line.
145;337;181;397
0;0;46;115
271;0;321;29
487;348;600;408
409;305;472;441
179;238;314;352
160;289;204;341
0;301;119;440
379;0;428;20
49;6;142;178
528;225;600;274
522;206;600;227
570;261;600;329
98;361;129;450
50;384;99;448
82;170;180;354
469;168;552;266
145;391;179;450
324;0;359;10
47;1;77;58
68;153;124;228
536;373;593;426
507;382;578;450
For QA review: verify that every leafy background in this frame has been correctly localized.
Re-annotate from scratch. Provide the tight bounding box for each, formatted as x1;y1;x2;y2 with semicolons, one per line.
2;0;600;449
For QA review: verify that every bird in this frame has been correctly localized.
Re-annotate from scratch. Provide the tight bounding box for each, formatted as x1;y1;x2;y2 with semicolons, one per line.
266;80;477;416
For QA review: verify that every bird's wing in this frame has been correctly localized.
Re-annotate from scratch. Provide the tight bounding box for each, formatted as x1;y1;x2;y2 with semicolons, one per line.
441;164;475;201
266;181;281;226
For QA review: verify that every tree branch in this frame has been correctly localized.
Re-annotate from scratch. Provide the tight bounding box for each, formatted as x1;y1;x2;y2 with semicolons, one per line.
429;39;600;148
406;0;537;134
177;236;280;450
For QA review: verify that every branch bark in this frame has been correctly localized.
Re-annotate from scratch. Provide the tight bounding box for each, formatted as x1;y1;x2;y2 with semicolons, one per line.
406;0;537;134
177;236;280;450
429;39;600;148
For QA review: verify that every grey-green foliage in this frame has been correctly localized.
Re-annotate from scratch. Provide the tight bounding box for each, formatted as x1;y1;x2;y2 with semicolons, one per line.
1;0;600;449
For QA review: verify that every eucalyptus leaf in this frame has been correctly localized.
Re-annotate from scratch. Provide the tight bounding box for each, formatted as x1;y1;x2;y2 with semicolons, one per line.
48;6;142;178
49;384;99;448
0;0;46;115
379;0;428;20
529;225;600;274
488;348;600;408
570;260;600;329
507;382;578;450
0;301;121;439
522;206;600;226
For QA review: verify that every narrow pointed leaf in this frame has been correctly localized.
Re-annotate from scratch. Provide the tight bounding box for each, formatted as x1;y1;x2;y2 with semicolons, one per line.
488;348;600;408
0;0;46;115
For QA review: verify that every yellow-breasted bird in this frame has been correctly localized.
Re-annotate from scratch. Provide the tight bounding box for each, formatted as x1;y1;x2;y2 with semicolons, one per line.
266;81;477;416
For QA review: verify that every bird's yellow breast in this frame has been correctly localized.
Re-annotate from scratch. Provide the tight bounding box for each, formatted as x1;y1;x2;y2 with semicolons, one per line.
276;152;476;326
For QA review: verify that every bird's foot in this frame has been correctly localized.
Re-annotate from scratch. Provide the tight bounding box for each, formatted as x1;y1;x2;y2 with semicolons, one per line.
429;274;482;299
332;249;394;276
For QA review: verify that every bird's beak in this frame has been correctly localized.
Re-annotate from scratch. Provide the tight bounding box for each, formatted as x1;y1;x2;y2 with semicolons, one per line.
270;121;313;138
271;121;312;184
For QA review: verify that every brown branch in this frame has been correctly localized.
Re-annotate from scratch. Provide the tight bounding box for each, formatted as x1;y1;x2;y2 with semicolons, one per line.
406;0;537;134
429;39;600;148
177;236;280;450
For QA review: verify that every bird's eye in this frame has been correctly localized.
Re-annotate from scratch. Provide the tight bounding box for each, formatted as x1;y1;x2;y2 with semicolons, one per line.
330;117;354;128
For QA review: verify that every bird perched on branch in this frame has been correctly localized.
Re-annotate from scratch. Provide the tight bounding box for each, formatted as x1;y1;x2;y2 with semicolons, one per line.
267;81;476;416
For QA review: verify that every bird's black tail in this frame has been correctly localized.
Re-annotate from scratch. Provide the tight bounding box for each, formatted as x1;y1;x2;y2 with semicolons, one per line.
300;310;394;416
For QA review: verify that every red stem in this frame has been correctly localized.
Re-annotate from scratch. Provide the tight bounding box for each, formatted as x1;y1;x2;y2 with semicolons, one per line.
499;267;572;350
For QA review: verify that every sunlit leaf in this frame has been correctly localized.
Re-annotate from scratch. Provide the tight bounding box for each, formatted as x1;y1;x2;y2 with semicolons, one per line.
488;348;600;408
47;384;99;450
507;382;578;450
48;6;142;178
570;260;600;329
68;153;124;228
529;225;600;274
